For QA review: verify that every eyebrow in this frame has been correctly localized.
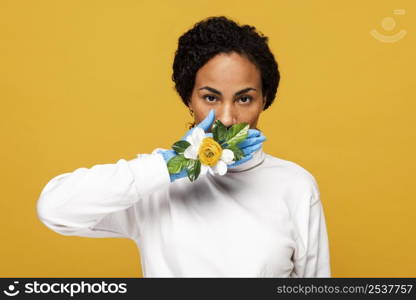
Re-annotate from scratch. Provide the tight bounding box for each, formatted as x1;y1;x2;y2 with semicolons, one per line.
198;86;257;96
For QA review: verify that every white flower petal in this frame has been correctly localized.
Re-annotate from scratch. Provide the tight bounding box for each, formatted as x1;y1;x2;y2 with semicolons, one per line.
184;145;198;160
186;127;204;147
185;134;193;144
193;127;206;146
221;149;234;164
213;160;227;176
188;132;198;147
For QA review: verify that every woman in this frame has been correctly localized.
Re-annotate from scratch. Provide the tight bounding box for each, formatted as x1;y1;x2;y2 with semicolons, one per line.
37;16;331;277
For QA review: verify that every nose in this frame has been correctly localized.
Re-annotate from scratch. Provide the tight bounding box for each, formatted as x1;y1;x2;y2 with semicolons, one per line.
216;103;236;128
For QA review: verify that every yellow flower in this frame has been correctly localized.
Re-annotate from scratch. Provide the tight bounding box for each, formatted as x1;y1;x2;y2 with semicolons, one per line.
184;127;235;176
198;137;222;166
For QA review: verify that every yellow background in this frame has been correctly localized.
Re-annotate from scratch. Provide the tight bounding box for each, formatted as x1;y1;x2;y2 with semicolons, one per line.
1;0;415;277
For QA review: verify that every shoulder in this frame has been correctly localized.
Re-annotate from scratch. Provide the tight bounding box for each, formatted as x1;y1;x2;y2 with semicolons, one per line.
261;152;320;205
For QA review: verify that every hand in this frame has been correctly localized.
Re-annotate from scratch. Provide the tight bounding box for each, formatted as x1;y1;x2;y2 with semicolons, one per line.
227;129;266;169
158;109;215;182
158;109;266;181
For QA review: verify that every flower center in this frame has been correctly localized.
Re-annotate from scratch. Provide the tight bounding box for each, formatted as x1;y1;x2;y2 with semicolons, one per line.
198;137;222;166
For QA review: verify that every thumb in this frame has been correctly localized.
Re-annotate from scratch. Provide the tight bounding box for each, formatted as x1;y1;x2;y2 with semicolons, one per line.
196;109;215;132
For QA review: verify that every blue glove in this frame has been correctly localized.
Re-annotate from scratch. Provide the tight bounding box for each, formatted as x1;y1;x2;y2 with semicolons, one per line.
158;109;215;182
227;128;266;169
158;109;266;182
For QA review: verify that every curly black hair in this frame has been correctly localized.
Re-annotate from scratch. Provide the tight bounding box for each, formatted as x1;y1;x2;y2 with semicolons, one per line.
172;16;280;111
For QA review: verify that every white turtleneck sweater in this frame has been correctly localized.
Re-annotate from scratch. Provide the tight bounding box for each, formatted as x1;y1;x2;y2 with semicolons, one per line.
36;147;331;277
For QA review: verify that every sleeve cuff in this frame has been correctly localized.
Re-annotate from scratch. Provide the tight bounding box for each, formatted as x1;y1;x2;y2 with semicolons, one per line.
127;151;171;200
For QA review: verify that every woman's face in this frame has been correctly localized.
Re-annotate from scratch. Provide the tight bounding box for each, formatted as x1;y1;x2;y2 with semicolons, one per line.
188;51;266;132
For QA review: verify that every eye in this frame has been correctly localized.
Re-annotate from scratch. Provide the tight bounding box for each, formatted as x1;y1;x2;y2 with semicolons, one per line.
237;96;252;104
203;95;217;103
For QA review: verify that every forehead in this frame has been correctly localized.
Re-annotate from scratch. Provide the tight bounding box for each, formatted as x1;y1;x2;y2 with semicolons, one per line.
194;52;261;88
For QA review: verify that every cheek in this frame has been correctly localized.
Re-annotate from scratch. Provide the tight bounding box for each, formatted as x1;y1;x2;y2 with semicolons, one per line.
189;96;207;122
194;110;209;124
239;107;262;125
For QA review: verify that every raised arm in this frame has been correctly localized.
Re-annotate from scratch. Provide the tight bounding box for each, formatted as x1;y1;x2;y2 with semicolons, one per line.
36;109;217;240
36;150;170;240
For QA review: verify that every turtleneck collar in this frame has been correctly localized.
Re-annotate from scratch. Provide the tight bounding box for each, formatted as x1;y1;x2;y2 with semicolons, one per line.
227;147;266;173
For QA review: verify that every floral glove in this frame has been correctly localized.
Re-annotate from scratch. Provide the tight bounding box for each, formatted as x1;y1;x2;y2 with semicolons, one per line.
161;109;266;182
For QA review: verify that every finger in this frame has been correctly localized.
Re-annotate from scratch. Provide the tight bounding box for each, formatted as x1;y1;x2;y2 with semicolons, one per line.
238;135;266;148
196;109;215;132
242;143;262;156
248;129;261;137
228;153;253;168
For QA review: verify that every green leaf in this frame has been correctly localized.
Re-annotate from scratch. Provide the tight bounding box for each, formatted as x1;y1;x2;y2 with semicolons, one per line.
212;120;228;143
227;145;244;161
185;159;201;182
167;154;186;174
172;140;191;154
225;123;249;147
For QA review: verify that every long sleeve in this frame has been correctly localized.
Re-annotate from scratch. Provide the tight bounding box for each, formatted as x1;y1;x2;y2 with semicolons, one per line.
290;176;331;277
301;199;331;277
36;150;171;240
